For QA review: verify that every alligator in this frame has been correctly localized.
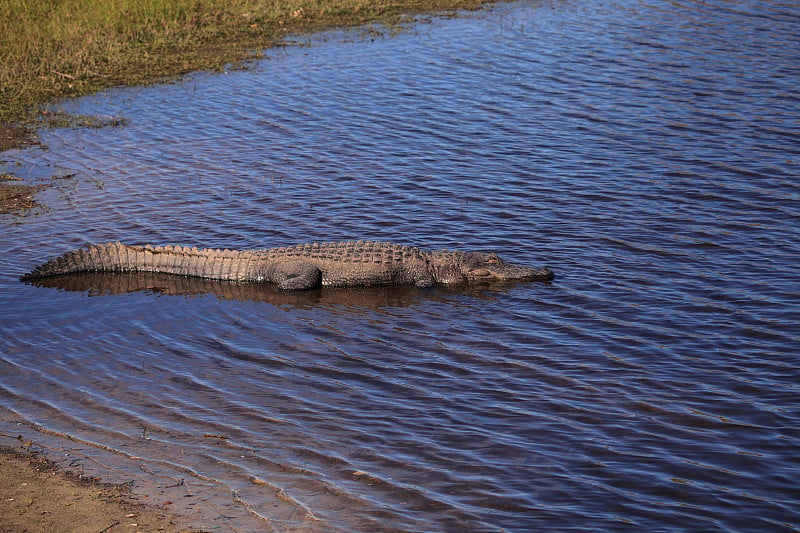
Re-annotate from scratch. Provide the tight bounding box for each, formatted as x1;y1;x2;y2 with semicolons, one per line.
20;241;554;290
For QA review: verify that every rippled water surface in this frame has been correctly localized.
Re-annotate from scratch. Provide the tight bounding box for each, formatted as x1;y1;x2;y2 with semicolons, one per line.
2;1;799;531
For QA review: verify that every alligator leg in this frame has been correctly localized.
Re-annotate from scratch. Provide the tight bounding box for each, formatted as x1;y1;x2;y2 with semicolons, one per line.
272;261;323;290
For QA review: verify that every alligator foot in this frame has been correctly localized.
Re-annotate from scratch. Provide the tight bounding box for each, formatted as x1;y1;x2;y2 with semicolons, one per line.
273;261;323;290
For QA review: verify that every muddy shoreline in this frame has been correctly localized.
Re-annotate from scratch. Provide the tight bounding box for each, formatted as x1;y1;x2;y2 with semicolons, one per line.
0;446;201;533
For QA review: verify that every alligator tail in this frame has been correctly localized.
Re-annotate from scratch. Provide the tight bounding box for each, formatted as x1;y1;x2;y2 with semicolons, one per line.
20;242;262;282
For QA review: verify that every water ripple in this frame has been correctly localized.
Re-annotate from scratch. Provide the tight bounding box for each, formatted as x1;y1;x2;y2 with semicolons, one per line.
2;0;799;531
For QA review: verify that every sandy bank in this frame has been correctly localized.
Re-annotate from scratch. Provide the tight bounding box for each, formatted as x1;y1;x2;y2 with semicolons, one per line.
1;447;202;533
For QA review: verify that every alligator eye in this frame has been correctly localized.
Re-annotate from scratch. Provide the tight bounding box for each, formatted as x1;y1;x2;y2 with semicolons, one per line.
486;255;500;264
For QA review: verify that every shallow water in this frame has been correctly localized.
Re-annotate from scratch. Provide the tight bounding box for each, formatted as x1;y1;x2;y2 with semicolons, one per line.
2;0;799;531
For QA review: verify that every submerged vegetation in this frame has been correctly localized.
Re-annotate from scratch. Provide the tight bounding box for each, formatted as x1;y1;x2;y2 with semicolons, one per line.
0;0;488;126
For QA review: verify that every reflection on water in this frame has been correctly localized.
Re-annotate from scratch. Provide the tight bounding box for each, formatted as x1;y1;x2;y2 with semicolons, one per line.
24;270;532;308
2;0;799;531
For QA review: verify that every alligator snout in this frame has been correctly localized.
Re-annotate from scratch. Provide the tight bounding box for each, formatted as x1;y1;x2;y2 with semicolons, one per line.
502;265;554;281
526;266;555;281
469;263;554;282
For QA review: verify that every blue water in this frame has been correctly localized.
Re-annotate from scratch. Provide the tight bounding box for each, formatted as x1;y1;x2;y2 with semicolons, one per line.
2;1;798;531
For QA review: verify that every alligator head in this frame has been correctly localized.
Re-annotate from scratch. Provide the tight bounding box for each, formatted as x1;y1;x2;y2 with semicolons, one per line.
461;252;554;282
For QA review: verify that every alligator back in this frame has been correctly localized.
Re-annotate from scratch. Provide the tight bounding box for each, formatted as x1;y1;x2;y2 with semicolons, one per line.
263;241;432;287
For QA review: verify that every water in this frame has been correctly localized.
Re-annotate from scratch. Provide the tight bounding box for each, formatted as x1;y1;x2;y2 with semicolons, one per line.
2;0;798;531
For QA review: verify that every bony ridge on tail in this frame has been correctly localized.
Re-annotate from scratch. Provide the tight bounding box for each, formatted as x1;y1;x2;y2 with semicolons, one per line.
20;241;554;290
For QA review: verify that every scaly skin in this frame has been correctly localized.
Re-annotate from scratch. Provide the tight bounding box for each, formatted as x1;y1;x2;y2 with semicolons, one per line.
20;241;553;290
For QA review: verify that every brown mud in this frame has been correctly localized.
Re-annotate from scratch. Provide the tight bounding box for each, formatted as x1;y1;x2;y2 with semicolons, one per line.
0;446;203;533
0;173;44;215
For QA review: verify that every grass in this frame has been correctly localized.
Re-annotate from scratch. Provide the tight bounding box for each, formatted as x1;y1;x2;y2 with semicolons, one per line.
0;0;489;127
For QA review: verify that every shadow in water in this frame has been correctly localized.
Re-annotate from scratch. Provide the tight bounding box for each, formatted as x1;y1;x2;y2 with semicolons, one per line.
23;271;535;309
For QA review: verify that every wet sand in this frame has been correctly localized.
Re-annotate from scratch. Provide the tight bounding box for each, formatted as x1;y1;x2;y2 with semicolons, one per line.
0;447;201;533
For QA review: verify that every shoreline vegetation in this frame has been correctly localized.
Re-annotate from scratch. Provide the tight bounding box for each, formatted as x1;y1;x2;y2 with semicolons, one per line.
1;0;488;131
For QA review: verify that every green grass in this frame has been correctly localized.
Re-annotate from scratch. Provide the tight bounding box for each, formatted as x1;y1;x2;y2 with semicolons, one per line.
0;0;488;126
